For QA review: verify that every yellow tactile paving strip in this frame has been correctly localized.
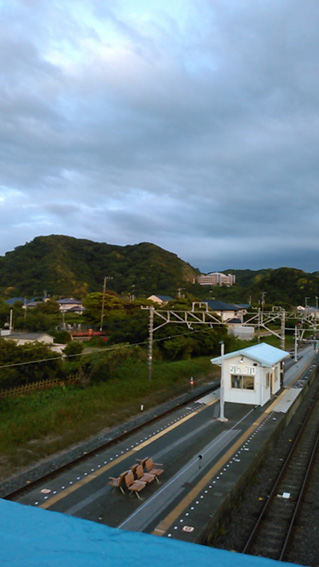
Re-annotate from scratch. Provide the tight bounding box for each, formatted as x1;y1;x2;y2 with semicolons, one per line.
152;353;318;536
40;399;218;510
151;410;268;536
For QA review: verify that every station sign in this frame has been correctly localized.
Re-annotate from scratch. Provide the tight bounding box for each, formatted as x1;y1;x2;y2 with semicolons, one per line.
229;364;256;375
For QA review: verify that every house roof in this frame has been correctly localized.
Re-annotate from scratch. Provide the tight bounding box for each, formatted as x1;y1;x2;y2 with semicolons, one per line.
58;298;82;305
211;342;290;368
4;297;25;305
3;332;53;341
205;300;241;311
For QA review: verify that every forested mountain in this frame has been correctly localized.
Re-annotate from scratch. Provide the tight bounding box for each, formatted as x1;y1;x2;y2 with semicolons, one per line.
216;267;319;307
1;235;319;306
0;235;198;298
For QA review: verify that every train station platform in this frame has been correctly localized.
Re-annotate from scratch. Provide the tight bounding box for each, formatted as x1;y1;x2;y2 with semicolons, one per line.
2;346;317;566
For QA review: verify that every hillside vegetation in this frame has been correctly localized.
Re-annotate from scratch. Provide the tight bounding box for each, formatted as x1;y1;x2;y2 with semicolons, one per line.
0;235;198;298
0;235;319;306
192;267;319;307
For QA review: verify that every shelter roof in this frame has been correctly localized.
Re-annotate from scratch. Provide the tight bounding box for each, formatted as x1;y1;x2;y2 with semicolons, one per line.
211;342;290;368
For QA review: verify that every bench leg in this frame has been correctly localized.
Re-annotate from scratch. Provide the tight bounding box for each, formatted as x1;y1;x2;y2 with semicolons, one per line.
130;490;142;499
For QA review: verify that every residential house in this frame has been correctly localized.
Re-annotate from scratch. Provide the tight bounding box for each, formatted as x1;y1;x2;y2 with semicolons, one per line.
205;300;247;322
0;331;65;353
147;295;174;306
57;298;85;314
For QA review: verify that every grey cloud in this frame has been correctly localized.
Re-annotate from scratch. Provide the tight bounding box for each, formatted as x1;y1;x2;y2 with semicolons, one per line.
1;0;319;272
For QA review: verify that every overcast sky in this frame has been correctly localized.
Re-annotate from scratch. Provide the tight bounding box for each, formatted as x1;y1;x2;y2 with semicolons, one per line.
1;0;319;273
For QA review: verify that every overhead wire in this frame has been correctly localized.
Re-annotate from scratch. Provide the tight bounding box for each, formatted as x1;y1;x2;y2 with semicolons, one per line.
0;326;215;370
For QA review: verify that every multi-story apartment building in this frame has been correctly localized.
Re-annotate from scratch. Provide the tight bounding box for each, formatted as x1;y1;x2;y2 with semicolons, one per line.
197;272;236;287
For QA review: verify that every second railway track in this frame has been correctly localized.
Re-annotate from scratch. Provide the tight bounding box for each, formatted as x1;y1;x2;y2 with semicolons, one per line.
242;385;319;562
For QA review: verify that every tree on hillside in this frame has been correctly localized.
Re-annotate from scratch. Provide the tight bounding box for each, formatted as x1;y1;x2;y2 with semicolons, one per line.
14;300;61;332
82;292;123;326
0;339;64;389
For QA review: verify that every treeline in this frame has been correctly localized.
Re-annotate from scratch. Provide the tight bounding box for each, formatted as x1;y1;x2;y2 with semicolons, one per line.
0;327;230;391
0;292;233;390
190;267;319;308
1;235;319;306
0;235;198;298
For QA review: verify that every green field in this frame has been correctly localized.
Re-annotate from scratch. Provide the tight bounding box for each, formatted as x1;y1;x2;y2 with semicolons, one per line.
0;357;218;481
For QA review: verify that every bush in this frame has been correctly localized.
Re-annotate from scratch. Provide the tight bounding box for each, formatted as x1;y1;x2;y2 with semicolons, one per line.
64;341;84;358
51;330;72;344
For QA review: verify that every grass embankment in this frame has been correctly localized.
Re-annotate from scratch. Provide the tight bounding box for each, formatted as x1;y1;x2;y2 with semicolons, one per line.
0;357;218;481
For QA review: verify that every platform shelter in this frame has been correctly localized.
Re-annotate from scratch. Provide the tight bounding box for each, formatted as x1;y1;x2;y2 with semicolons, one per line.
211;342;290;407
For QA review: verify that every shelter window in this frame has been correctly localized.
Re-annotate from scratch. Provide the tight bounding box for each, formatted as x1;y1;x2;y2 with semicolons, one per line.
231;375;255;390
266;373;270;389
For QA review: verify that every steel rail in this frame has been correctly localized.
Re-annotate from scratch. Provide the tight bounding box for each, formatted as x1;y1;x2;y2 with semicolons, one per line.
279;426;319;562
3;382;219;501
242;386;319;558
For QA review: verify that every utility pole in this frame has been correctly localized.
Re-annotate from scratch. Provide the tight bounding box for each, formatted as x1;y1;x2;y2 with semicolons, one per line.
257;307;261;342
148;306;154;381
218;341;228;422
280;309;285;350
261;291;266;309
294;325;298;361
177;288;184;299
100;277;107;331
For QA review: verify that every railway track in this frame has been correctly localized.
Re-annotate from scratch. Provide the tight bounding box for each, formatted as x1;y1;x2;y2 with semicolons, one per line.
241;386;319;562
2;382;218;501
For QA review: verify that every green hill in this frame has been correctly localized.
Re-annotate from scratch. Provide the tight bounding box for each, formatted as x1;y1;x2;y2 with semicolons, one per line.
0;235;198;298
209;267;319;307
1;236;319;306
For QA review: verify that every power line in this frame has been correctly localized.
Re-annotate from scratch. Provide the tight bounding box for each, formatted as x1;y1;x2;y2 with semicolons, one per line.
0;327;209;370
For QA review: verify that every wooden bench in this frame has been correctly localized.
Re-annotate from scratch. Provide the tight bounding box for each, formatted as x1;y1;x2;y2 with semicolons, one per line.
137;457;164;482
131;463;156;485
124;470;147;499
108;470;129;494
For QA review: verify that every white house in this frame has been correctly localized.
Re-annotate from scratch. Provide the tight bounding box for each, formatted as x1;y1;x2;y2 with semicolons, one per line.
206;300;247;322
57;298;85;314
1;331;66;353
147;295;174;305
1;332;54;345
210;342;290;407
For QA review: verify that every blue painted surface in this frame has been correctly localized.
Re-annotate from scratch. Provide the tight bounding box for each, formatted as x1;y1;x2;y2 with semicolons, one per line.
0;499;298;566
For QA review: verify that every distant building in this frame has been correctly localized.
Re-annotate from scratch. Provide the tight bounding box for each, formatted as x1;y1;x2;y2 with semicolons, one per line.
147;295;174;306
205;299;247;322
4;297;25;306
0;331;54;345
57;298;85;314
197;272;236;287
0;331;65;353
